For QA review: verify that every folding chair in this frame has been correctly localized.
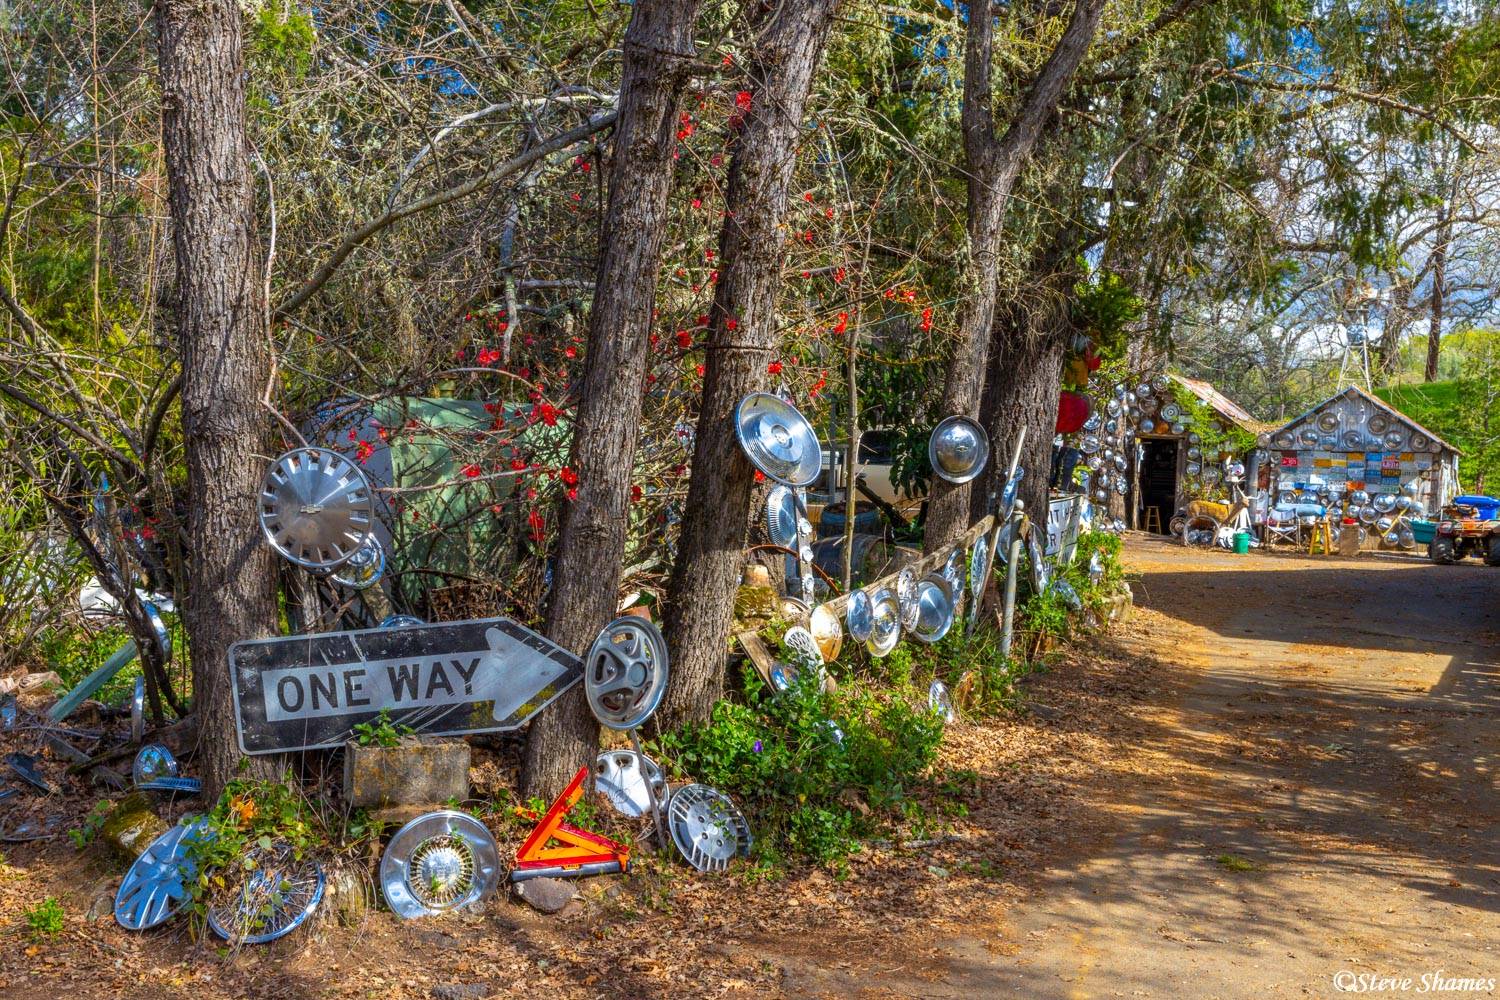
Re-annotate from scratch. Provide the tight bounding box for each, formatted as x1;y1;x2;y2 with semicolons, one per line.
1262;506;1301;548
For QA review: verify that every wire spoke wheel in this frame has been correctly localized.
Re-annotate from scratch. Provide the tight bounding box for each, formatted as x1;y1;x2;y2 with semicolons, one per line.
380;811;500;920
208;844;325;944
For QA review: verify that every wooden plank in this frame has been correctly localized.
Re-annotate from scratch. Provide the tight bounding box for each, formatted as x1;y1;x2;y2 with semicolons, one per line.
736;632;777;686
818;515;995;617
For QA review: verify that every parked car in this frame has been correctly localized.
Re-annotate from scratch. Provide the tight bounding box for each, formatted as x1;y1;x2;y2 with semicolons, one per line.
818;429;920;512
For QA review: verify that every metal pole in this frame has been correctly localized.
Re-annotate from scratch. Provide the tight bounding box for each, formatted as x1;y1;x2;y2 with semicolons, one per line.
985;425;1028;582
841;340;858;593
628;727;669;857
1000;502;1026;659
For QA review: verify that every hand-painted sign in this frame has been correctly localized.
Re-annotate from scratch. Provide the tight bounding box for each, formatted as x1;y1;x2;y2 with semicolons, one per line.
230;618;582;754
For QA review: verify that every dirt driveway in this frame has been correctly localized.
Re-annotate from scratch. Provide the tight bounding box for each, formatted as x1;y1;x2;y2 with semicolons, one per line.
908;535;1500;999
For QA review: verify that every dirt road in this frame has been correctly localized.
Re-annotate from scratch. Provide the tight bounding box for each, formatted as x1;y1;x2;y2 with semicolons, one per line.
910;536;1500;999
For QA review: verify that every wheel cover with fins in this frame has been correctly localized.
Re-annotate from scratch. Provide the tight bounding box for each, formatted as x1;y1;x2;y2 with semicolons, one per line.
595;751;670;819
115;819;213;930
667;784;751;872
258;447;375;571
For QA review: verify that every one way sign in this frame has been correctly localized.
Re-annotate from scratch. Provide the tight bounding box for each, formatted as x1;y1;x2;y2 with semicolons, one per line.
229;618;583;754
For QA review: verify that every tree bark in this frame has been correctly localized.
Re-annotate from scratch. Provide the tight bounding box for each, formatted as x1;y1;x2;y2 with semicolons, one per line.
522;0;702;798
1425;177;1457;383
922;0;1106;554
156;0;283;796
660;0;841;728
974;256;1080;525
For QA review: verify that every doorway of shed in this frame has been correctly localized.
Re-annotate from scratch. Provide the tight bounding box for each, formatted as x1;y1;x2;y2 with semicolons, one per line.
1139;438;1179;535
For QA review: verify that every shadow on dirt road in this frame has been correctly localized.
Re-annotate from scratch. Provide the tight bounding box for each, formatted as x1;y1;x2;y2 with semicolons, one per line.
868;535;1500;1000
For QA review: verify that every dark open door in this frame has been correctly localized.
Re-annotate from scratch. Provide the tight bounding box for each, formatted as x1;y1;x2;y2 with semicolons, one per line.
1139;438;1180;534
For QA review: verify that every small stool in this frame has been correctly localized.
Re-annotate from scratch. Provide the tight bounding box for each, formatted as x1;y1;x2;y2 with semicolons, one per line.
1307;518;1333;556
1143;507;1162;534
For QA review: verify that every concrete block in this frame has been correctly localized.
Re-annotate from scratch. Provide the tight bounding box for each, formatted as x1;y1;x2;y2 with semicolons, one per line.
342;738;469;810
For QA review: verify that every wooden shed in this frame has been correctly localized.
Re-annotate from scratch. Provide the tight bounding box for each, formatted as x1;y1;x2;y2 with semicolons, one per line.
1266;385;1461;516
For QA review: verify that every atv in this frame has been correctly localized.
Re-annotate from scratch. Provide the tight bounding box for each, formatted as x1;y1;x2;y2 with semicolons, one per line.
1430;498;1500;565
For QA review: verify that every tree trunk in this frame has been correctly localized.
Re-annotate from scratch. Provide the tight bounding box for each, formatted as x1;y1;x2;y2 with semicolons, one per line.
974;258;1079;525
156;0;283;796
522;0;701;798
1425;183;1455;383
659;0;840;728
922;0;1105;554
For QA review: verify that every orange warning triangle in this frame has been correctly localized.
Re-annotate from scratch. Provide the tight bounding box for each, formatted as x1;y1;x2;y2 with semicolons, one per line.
514;766;631;872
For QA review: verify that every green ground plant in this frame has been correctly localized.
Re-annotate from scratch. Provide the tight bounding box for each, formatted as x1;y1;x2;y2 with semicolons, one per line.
181;772;327;933
67;799;113;848
651;669;948;863
24;897;65;938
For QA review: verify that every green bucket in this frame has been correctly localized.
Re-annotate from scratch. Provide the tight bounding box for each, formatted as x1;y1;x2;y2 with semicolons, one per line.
1232;531;1252;554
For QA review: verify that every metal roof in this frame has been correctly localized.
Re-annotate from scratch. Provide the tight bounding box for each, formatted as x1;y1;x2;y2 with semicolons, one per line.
1272;384;1462;455
1168;374;1259;431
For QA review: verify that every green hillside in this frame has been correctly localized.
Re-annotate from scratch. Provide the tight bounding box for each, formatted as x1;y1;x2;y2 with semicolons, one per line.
1374;381;1459;426
1374;380;1500;493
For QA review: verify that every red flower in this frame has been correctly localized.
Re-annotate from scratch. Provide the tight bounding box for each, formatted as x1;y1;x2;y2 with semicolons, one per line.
355;440;374;465
767;362;783;374
630;485;644;502
695;364;705;376
461;463;482;479
510;458;526;471
567;488;578;501
754;470;765;483
919;307;933;332
528;510;546;544
833;311;849;334
735;91;752;110
560;467;579;486
676;330;693;349
725;318;737;331
564;346;577;359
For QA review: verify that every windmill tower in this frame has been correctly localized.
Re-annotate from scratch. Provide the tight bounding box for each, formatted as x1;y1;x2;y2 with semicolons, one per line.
1336;282;1385;392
